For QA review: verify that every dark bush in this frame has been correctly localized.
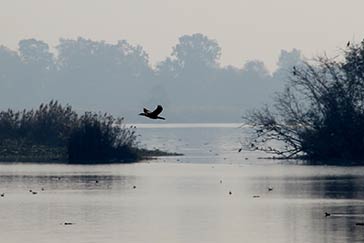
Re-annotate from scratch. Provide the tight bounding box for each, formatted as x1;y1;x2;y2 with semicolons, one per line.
67;113;138;163
0;101;140;163
0;100;77;146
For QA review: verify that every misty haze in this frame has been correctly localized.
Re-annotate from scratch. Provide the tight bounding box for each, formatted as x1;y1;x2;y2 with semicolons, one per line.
2;0;364;243
0;34;302;122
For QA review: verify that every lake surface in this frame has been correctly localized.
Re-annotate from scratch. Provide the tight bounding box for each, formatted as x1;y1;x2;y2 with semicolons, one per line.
1;123;364;243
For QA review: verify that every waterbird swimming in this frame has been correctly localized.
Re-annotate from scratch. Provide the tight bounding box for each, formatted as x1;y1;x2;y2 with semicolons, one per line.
139;105;165;120
325;212;330;217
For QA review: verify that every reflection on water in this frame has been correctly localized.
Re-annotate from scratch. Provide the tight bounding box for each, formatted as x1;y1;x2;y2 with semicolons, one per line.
0;124;364;243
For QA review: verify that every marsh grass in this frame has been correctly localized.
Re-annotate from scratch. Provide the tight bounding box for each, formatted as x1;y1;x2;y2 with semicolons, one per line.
0;101;177;163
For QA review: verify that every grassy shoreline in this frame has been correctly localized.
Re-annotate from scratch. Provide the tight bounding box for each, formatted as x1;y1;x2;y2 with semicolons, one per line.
0;101;183;164
0;145;182;164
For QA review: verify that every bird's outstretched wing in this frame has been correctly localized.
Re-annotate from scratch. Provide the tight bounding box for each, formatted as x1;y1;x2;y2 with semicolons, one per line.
150;105;163;116
143;108;151;114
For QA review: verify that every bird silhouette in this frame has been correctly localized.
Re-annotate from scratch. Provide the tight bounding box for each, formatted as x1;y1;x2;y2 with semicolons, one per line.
293;66;297;76
347;41;350;47
139;105;165;120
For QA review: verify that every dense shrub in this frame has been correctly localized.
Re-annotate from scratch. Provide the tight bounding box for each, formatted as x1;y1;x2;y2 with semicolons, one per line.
0;101;139;163
0;100;77;145
68;113;138;163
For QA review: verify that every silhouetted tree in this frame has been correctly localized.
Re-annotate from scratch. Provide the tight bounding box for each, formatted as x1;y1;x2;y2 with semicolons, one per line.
157;33;221;80
0;34;286;122
0;46;26;105
19;39;55;71
273;49;304;82
172;33;221;71
54;37;153;111
244;41;364;163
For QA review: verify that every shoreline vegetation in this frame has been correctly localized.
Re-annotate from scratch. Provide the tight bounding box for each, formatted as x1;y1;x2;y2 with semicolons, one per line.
244;41;364;165
0;101;181;164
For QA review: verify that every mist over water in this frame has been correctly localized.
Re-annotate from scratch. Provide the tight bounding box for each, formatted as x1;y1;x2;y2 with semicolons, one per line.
0;124;363;243
0;35;302;122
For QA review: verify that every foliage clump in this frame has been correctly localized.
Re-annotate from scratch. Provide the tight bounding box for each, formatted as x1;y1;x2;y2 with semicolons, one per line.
0;100;142;163
244;41;364;163
68;113;139;163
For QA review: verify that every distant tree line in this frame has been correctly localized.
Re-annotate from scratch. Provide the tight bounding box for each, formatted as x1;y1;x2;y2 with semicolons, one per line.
0;34;303;122
244;41;364;164
0;100;155;163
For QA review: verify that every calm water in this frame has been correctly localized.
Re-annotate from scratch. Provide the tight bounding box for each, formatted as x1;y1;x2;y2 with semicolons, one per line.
1;124;364;243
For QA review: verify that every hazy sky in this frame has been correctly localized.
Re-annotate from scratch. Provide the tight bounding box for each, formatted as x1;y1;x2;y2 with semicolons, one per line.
1;0;364;70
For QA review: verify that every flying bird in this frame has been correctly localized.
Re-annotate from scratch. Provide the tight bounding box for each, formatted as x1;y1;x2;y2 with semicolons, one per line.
139;105;165;120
